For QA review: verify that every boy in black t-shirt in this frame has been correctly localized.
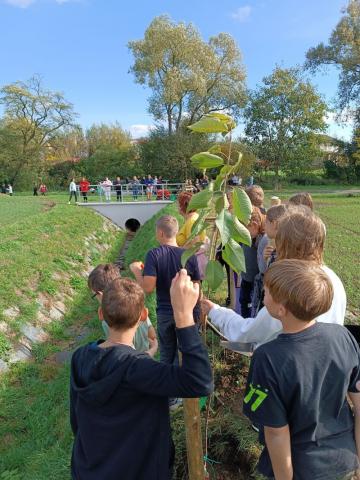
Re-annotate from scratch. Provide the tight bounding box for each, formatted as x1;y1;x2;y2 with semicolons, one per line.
244;259;360;480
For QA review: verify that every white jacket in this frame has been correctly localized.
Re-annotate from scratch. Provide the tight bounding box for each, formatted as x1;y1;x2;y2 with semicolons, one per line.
209;265;346;347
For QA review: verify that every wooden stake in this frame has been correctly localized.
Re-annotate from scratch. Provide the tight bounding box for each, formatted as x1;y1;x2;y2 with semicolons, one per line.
183;398;205;479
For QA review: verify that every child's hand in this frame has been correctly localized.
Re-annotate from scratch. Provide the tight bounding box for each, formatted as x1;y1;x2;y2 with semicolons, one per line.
201;297;215;316
263;245;275;261
170;269;199;328
130;261;144;274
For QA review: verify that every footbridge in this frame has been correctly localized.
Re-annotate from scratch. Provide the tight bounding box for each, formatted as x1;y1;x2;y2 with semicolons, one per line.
78;200;173;229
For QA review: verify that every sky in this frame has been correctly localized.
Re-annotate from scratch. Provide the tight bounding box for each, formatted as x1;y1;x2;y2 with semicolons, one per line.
0;0;353;140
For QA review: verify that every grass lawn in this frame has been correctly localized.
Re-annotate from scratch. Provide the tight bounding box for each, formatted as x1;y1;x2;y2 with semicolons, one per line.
0;189;359;479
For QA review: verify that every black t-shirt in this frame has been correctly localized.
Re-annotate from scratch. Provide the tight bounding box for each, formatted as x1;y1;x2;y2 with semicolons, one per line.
143;245;201;317
243;322;360;480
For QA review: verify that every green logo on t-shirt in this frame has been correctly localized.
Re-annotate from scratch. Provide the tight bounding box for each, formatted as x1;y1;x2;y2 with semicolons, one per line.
244;383;268;412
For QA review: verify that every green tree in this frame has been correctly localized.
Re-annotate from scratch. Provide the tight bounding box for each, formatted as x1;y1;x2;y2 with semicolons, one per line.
243;67;327;184
86;123;131;156
305;0;360;113
128;15;246;134
139;127;212;180
0;75;76;185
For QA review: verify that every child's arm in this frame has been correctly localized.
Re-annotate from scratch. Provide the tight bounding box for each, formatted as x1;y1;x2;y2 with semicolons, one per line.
348;392;360;467
146;325;158;357
264;425;293;480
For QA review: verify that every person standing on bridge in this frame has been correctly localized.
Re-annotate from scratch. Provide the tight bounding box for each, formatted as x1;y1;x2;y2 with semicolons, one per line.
102;177;113;203
145;174;154;200
114;176;122;202
68;178;78;204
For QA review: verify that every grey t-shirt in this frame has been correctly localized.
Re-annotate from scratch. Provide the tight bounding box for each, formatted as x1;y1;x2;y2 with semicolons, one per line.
243;322;360;480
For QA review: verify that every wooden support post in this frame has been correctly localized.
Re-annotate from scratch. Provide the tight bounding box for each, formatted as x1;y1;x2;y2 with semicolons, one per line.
183;398;205;480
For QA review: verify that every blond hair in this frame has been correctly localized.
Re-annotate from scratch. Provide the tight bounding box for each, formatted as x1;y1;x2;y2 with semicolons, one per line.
276;210;325;264
245;185;264;208
289;192;314;211
156;215;179;238
264;259;333;320
266;204;288;223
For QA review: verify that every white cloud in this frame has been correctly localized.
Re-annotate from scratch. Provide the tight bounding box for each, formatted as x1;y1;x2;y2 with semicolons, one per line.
231;5;252;23
5;0;35;7
129;124;154;138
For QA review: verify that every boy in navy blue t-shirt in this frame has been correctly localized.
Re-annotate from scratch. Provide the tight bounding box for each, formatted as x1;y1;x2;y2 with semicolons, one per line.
130;215;200;370
244;259;360;480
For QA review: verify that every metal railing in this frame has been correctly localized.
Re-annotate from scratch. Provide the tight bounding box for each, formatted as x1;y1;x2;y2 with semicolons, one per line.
74;182;188;203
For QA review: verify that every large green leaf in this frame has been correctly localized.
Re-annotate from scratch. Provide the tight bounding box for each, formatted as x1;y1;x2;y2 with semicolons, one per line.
188;209;210;241
205;260;224;291
222;239;246;274
213;165;233;190
215;193;229;214
188;116;228;134
232;188;252;225
181;243;202;268
191;152;224;169
215;209;231;244
187;189;213;211
206;113;236;131
228;214;252;246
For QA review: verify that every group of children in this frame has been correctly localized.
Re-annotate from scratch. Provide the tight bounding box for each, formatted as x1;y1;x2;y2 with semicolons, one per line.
70;185;360;480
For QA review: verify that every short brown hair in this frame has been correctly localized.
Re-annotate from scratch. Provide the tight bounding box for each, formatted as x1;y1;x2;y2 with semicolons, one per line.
245;185;264;208
88;264;120;292
289;192;314;211
156;215;179;238
276;210;325;264
264;259;333;321
266;204;288;223
249;206;266;234
102;277;145;330
178;191;195;214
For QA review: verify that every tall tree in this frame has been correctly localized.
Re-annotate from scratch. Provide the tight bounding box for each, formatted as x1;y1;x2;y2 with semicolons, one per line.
305;0;360;114
128;15;246;134
243;68;327;183
0;75;76;184
86;122;132;156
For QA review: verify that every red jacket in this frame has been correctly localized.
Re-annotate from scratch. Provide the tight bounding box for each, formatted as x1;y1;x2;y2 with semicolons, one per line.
79;180;90;192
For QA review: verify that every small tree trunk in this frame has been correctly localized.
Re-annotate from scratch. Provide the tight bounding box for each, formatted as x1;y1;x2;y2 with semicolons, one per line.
183;398;205;479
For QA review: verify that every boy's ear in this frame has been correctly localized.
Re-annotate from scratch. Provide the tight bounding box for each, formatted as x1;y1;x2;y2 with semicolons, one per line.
98;306;104;321
277;304;287;319
139;307;148;323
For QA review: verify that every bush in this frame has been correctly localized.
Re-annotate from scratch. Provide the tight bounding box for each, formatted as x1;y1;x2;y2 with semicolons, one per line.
324;160;360;183
288;173;328;185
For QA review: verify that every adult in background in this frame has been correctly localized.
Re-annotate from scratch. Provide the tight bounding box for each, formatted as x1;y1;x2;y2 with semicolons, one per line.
7;184;13;196
79;177;90;203
68;178;78;204
114;176;122;202
176;191;208;280
33;184;38;196
102;177;113;203
130;215;201;408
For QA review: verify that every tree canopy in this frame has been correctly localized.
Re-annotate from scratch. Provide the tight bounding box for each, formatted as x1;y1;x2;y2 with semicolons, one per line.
243;67;327;180
305;0;360;114
0;75;76;184
128;15;246;134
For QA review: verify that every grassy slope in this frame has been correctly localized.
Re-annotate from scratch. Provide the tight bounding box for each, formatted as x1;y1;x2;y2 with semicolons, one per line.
0;195;125;479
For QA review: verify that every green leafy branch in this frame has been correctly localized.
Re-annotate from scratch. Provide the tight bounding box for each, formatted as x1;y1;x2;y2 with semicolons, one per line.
181;112;253;291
